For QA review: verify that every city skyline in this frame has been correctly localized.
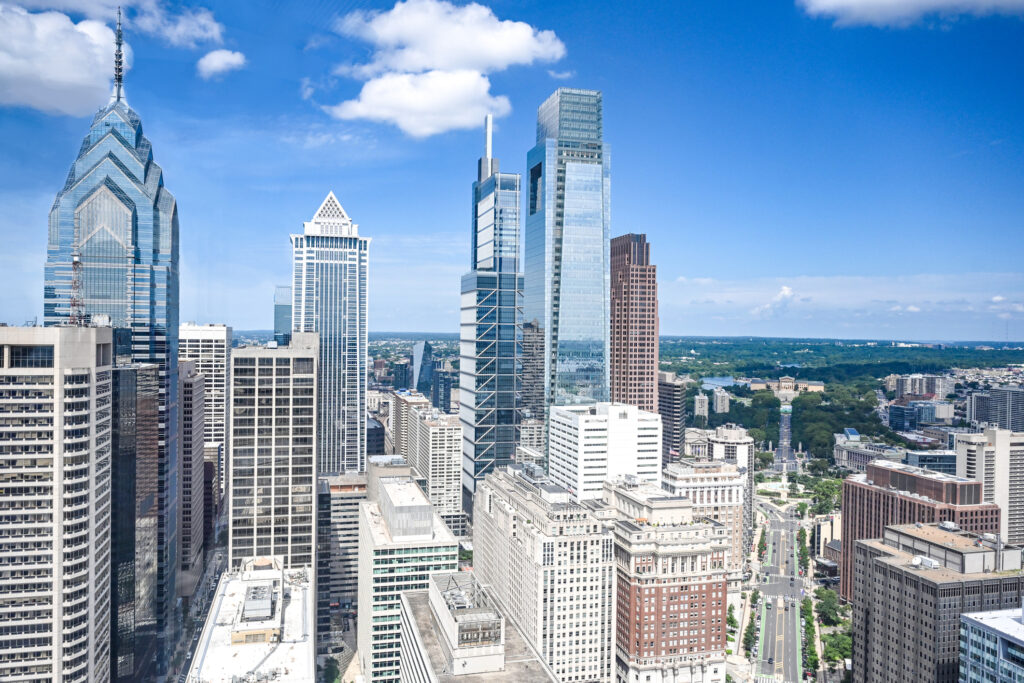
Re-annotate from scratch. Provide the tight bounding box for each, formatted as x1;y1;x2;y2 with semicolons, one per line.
1;1;1022;340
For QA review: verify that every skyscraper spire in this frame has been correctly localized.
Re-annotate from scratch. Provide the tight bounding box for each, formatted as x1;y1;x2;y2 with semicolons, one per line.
114;6;124;103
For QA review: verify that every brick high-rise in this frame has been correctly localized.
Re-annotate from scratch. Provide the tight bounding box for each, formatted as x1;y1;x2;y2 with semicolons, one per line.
610;233;658;411
840;460;1001;602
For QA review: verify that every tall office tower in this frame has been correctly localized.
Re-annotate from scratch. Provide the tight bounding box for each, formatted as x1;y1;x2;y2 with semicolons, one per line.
392;359;411;390
409;407;465;534
473;465;616;683
523;88;611;413
0;327;113;681
291;192;370;474
110;362;160;682
968;391;994;424
989;387;1024;431
521;322;545;420
43;25;180;659
693;392;709;420
960;608;1024;681
584;478;730;683
548;402;662;501
460;116;524;511
391;390;431;460
177;360;205;596
274;285;292;346
663;459;747;585
888;403;918;431
228;333;318;569
519;417;546;450
852;523;1024;683
366;415;386;455
316;473;367;652
956;427;1024;545
398;572;559;682
609;233;658;411
658;371;688;463
839;460;1001;602
711;387;730;413
357;477;459;683
430;364;456;413
410;340;434;395
179;323;231;496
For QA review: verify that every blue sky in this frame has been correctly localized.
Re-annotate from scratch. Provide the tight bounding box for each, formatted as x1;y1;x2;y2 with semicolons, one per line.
1;0;1023;340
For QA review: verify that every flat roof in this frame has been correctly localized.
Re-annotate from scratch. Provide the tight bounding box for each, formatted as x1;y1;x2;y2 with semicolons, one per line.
186;562;314;683
963;608;1024;645
402;590;557;682
888;523;999;552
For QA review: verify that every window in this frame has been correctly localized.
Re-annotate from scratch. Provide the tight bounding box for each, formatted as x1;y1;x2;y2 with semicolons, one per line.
10;346;54;368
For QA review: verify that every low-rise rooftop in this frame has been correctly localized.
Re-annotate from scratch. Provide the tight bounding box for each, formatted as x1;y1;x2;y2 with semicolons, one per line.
186;558;314;683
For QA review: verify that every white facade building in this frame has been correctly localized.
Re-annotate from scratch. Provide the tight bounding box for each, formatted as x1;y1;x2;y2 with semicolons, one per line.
712;387;730;414
956;427;1024;545
228;333;318;569
391;390;431;461
357;478;458;683
548;402;662;501
694;393;709;419
179;322;231;492
473;465;616;683
663;459;747;582
0;326;113;681
409;407;464;529
682;425;756;554
291;191;370;474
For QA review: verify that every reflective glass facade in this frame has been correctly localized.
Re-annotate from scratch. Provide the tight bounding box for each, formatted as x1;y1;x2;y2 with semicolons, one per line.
460;118;523;508
274;285;292;346
44;94;179;672
110;363;160;682
523;88;610;416
291;193;369;474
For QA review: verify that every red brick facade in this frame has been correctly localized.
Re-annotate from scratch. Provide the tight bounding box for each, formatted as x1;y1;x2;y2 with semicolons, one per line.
610;234;658;412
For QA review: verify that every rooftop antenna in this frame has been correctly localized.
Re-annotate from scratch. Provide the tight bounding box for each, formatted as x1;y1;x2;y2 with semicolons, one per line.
478;114;497;182
114;6;124;103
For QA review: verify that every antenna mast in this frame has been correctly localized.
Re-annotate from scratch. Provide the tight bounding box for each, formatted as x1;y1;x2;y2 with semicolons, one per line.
114;6;124;103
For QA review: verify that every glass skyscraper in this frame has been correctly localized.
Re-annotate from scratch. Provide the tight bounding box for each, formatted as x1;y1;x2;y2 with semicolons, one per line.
523;88;611;415
274;284;292;345
460;115;523;510
43;30;180;674
291;192;370;474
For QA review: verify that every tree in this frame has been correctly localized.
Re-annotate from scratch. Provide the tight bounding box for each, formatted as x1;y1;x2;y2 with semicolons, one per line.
797;502;809;518
813;588;842;626
822;629;853;663
727;603;738;629
750;589;760;606
756;452;774;470
807;458;830;476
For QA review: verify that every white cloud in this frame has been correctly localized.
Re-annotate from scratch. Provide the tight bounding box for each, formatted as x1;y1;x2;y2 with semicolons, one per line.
323;0;564;137
197;49;245;79
797;0;1024;26
548;69;574;79
751;285;796;316
905;304;922;312
325;69;510;138
335;0;564;77
0;5;114;115
992;295;1006;302
18;1;223;47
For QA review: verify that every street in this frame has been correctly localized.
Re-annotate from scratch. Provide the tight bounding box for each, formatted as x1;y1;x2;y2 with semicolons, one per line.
754;501;805;683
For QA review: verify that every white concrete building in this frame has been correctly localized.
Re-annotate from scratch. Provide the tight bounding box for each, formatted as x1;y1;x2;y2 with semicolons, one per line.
409;407;465;533
473;465;616;683
179;322;231;492
693;393;709;419
391;390;431;460
663;459;746;582
960;608;1024;682
185;557;315;683
0;326;113;681
358;478;458;683
229;333;318;569
682;425;756;554
548;402;662;501
956;427;1024;545
398;572;558;682
712;387;730;414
